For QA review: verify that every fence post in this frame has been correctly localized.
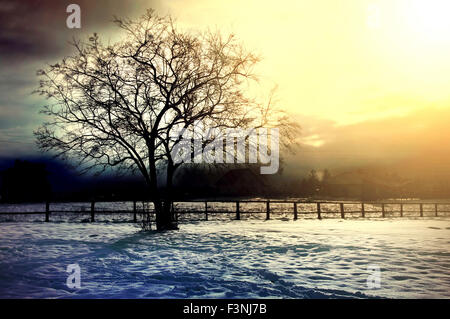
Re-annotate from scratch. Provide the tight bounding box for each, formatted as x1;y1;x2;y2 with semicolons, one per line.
400;203;403;217
266;201;270;220
205;201;208;221
174;202;178;222
317;202;322;220
361;203;365;218
435;203;438;217
420;203;423;217
45;202;50;222
340;203;345;219
294;202;298;220
236;201;240;220
91;201;95;222
381;203;385;218
133;200;137;223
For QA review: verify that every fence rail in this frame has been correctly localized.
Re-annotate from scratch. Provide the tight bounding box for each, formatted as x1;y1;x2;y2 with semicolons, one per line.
1;200;450;223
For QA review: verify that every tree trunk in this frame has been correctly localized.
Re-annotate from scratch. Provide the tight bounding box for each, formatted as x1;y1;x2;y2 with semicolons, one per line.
154;199;178;231
148;141;178;231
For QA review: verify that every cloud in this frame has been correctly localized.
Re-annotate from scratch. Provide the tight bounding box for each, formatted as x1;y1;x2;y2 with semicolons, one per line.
0;0;161;63
286;107;450;178
0;0;162;157
0;65;42;129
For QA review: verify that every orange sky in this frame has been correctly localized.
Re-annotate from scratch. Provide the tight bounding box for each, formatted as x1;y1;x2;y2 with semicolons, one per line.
158;0;450;125
149;0;450;174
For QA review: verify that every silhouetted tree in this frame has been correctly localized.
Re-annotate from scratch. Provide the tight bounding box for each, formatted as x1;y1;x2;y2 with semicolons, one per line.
320;168;331;196
307;169;320;195
34;10;299;230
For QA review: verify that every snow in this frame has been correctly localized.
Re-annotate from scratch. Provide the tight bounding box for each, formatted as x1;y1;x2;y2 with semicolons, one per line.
0;217;449;298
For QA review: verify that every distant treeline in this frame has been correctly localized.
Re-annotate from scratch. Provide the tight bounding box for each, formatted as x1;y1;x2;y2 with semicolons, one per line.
1;159;449;202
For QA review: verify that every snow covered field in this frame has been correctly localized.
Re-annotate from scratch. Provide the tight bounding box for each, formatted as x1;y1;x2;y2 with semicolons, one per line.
0;218;449;298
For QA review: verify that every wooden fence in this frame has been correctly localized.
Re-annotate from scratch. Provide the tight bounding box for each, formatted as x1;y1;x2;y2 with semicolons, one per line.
0;200;450;223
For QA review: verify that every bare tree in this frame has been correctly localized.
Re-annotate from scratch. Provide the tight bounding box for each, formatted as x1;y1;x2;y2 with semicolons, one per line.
34;9;299;230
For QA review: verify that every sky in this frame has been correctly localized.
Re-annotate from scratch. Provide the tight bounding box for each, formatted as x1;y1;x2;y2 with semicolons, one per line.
1;0;450;177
